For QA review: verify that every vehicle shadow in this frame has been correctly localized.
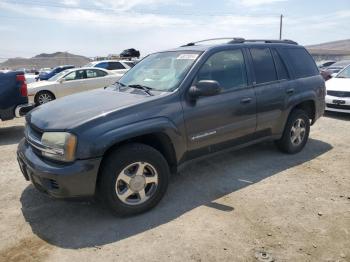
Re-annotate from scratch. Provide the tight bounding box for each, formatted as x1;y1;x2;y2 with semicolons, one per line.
323;111;350;121
0;125;24;146
20;138;332;249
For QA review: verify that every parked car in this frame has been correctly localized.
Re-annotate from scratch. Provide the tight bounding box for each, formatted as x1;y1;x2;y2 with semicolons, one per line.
325;64;350;113
0;71;33;121
85;60;135;74
317;60;336;69
326;60;350;76
28;67;122;105
17;38;325;216
36;65;75;81
25;73;38;84
120;48;140;59
39;67;51;73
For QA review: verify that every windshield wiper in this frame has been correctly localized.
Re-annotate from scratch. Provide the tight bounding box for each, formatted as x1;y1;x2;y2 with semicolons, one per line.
105;81;126;90
128;84;154;96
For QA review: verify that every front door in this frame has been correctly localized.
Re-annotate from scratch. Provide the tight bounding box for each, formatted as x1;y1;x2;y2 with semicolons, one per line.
182;49;257;153
57;69;88;97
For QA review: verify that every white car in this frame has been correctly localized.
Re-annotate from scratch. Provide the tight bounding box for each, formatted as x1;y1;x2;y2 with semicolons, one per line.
28;67;122;105
85;60;135;74
325;65;350;113
25;73;38;84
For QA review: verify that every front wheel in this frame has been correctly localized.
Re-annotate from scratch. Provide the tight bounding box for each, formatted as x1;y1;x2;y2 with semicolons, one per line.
34;91;55;106
97;143;170;216
276;109;310;154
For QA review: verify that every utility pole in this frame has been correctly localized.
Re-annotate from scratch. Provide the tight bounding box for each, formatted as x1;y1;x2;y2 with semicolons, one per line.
279;14;283;40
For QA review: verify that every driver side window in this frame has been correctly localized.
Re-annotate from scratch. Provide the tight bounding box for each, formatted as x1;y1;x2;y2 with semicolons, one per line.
64;70;86;81
195;49;248;90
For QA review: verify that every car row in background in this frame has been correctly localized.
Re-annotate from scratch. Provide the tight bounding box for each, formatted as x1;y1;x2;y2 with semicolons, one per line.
36;65;75;81
317;60;336;70
85;60;135;74
319;60;350;80
28;67;122;105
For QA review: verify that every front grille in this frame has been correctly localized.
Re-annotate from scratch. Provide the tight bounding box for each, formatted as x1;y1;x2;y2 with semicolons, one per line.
327;91;350;97
326;104;350;110
49;179;59;190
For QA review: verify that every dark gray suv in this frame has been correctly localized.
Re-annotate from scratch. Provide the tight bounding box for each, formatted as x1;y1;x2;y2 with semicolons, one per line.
17;38;325;216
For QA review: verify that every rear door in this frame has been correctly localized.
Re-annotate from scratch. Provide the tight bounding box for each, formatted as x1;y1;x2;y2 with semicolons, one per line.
182;48;257;153
248;47;286;137
85;69;112;90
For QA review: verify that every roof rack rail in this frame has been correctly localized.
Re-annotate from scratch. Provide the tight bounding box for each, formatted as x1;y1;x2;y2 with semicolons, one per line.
181;38;298;47
243;39;298;45
181;37;245;47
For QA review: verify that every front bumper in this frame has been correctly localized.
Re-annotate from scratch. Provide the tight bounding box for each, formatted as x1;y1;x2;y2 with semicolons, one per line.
15;103;34;117
17;139;102;198
325;95;350;113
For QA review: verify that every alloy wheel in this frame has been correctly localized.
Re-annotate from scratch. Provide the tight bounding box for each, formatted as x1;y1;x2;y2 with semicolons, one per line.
290;118;306;146
38;93;53;104
115;162;159;206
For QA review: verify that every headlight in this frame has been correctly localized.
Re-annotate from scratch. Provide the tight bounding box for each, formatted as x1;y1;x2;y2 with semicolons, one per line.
41;132;77;162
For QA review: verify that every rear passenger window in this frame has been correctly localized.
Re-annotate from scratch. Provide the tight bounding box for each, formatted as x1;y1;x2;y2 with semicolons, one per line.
196;49;247;90
271;49;289;80
286;48;319;78
250;48;277;84
96;62;108;69
108;62;125;70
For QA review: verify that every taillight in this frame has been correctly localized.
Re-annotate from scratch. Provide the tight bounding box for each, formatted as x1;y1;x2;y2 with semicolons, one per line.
16;74;28;97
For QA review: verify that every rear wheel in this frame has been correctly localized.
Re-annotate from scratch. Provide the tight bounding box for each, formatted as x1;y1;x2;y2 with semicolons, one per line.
35;91;55;106
97;143;170;216
276;109;310;154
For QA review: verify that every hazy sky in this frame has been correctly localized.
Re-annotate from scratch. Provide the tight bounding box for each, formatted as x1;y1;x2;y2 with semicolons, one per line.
0;0;349;59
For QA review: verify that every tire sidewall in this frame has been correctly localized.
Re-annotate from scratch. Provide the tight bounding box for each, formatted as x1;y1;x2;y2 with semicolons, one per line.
282;110;310;154
99;144;170;216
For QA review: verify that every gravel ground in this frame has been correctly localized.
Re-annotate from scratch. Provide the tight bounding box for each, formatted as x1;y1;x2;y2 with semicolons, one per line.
0;113;349;262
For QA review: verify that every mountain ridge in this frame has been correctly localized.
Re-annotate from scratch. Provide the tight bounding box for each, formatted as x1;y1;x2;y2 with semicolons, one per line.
0;52;91;70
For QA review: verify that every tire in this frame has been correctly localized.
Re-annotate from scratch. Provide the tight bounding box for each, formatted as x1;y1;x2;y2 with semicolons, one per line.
97;143;170;216
276;109;310;154
34;91;55;106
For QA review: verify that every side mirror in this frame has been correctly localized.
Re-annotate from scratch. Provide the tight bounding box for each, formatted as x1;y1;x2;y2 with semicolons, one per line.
59;78;65;84
189;80;221;99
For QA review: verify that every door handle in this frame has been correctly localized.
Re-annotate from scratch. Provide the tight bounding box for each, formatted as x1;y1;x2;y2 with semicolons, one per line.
240;97;252;104
286;88;295;95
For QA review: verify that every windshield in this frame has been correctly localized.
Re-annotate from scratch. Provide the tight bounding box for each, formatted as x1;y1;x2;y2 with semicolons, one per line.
48;69;70;81
118;51;201;92
336;65;350;78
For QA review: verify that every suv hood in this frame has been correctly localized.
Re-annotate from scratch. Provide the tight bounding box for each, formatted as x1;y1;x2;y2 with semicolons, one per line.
326;77;350;91
27;89;151;130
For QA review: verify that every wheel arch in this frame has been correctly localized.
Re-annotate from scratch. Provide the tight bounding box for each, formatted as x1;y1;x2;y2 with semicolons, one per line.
290;99;316;124
101;132;178;174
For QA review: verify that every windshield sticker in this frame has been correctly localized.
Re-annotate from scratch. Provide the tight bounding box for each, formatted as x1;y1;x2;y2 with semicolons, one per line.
176;54;199;60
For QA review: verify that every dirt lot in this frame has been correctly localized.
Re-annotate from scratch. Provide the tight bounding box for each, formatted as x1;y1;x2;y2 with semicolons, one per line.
0;113;349;262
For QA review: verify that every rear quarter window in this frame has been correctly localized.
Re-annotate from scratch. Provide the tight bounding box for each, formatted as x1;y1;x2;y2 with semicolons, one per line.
286;48;319;78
